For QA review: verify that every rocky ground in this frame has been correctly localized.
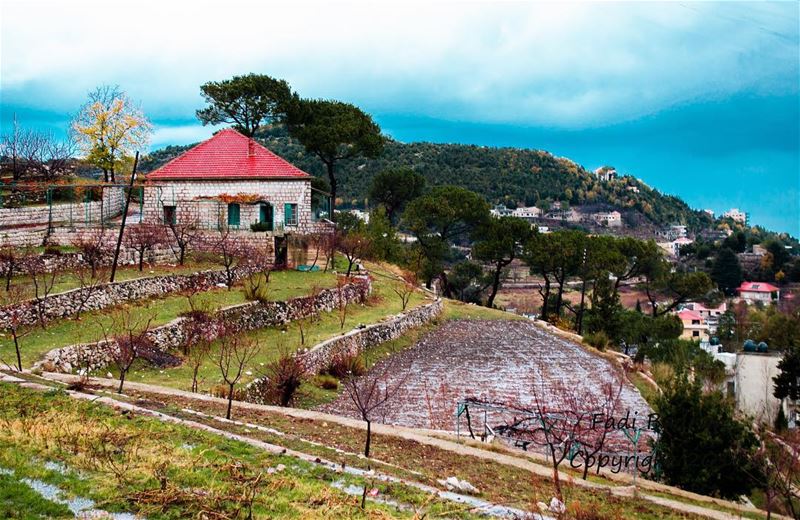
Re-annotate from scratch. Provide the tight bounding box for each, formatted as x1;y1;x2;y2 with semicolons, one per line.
322;320;652;450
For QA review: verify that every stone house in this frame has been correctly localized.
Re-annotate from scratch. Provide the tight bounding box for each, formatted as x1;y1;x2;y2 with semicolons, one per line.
143;129;332;264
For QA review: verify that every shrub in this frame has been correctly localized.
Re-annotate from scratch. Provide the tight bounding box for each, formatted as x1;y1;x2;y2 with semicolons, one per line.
256;353;306;407
583;331;609;351
315;374;339;390
651;362;676;387
243;274;270;303
250;222;271;232
43;245;62;256
209;384;244;400
567;502;618;520
324;351;366;379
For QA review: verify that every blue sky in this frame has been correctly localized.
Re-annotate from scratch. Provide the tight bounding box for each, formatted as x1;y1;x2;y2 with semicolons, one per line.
1;0;798;235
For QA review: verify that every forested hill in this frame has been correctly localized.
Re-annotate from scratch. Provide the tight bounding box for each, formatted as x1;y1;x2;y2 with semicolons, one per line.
140;125;714;231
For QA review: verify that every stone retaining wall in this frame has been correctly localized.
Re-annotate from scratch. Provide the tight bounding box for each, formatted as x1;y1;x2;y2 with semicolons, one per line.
245;298;443;403
32;277;372;374
0;186;124;229
0;267;247;329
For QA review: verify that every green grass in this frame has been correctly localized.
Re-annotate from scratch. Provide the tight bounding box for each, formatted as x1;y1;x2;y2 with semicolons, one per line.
0;261;220;305
0;473;73;519
0;382;481;519
629;371;660;407
1;269;338;369
130;269;430;391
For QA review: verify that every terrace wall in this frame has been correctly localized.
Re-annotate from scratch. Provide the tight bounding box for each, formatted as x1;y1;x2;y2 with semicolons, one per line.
32;277;371;374
0;186;124;229
244;298;443;403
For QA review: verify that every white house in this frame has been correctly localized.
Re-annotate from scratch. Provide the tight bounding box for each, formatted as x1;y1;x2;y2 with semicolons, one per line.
512;206;541;219
594;166;617;182
723;208;747;224
591;210;622;227
737;281;781;304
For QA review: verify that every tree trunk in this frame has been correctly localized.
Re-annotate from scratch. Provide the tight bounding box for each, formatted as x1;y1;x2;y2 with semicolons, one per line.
13;332;22;371
191;366;199;393
118;371;126;393
138;250;145;271
179;244;186;265
364;419;372;458
226;383;235;419
486;263;503;308
326;161;337;221
346;258;354;277
577;277;588;334
540;277;551;321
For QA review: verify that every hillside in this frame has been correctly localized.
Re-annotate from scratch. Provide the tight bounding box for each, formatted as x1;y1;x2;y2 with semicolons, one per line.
140;125;715;231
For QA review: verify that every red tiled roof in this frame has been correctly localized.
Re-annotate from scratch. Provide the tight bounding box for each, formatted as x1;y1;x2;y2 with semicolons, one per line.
146;128;310;180
738;282;780;293
677;309;703;322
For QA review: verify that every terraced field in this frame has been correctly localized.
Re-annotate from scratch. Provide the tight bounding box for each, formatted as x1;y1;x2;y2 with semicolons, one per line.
324;319;651;435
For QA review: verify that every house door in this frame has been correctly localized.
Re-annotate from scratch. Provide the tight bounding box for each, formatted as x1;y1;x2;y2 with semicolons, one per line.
259;203;273;231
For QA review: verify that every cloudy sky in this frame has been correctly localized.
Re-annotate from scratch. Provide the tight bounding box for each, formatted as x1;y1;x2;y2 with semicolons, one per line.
1;0;798;234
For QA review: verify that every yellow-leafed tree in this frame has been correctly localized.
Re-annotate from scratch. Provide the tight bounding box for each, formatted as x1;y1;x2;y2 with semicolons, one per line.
71;85;152;182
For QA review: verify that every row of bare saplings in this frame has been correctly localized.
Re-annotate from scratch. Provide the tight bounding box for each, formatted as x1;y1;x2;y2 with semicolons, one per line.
62;274;371;419
0;223;334;374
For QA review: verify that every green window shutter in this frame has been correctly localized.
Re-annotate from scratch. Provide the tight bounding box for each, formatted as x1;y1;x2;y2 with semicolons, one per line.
227;203;240;227
284;203;293;225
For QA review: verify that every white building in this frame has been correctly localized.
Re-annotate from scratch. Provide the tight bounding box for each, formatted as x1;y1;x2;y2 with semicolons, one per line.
737;282;781;304
723;208;747;224
512;206;541;219
594;166;617;182
591;210;622;227
490;205;513;217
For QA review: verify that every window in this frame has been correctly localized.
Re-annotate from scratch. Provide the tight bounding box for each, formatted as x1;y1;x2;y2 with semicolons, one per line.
692;331;700;337
284;203;298;226
163;205;176;225
227;203;240;227
726;381;735;398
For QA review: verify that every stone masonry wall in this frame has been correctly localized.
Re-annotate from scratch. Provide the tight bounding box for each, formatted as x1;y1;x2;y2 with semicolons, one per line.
244;298;444;403
143;179;317;233
0;186;124;229
33;277;372;374
0;267;248;329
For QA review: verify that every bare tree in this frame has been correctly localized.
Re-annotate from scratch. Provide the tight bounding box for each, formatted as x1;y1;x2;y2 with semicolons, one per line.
28;257;57;329
337;231;372;277
183;315;218;393
4;286;32;371
1;118;74;181
746;429;800;520
74;267;107;319
72;229;111;278
296;284;321;346
202;225;248;289
166;207;199;266
216;322;260;420
99;310;155;393
392;270;417;311
342;351;408;508
0;243;23;292
125;223;167;271
336;276;351;330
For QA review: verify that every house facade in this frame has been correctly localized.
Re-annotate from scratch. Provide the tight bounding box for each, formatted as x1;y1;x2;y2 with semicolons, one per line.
737;281;780;304
676;309;709;341
144;129;330;235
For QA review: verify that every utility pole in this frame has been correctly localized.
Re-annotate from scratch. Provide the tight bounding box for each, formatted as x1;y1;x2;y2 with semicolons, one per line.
109;152;139;282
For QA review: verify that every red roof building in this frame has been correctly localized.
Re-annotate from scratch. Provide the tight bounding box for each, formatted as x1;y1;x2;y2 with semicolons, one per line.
142;129;330;241
737;282;781;304
146;128;310;180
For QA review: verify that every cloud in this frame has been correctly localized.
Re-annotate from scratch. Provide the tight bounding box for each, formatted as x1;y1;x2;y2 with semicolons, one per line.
2;0;797;130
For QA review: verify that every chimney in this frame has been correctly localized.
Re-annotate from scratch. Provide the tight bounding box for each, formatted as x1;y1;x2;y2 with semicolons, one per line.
247;139;255;157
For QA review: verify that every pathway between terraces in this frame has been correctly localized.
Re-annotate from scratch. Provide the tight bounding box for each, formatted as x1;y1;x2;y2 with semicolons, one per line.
34;371;781;520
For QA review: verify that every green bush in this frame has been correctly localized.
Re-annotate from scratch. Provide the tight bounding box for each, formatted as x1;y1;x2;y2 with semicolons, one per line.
315;374;339;390
250;221;272;232
583;331;609;351
324;351;366;378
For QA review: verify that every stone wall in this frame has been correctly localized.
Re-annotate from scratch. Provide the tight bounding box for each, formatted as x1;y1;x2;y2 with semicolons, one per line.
244;298;443;403
143;179;322;234
32;277;372;374
0;267;247;329
0;186;124;229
